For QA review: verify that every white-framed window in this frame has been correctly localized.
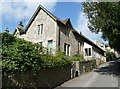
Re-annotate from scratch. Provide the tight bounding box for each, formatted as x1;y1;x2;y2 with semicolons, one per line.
64;43;70;56
48;40;53;54
38;24;43;35
67;45;70;56
85;48;91;56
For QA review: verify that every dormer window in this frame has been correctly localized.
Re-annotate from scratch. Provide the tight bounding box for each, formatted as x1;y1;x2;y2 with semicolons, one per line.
38;24;43;35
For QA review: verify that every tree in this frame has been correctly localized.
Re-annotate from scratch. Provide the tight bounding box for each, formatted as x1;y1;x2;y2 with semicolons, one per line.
2;32;43;73
82;2;120;51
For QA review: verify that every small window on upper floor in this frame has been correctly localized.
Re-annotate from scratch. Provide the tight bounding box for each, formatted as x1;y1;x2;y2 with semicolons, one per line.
38;24;43;35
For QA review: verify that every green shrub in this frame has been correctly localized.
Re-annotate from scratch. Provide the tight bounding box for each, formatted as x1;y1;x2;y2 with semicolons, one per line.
2;34;42;73
2;32;16;46
55;51;71;65
40;51;71;68
71;53;84;61
106;51;116;59
1;32;70;74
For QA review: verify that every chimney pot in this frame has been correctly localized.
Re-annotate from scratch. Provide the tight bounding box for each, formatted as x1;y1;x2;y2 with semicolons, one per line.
18;21;23;29
20;21;22;25
5;27;9;33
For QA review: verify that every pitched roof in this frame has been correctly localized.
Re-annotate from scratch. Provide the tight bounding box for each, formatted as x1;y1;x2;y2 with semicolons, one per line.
72;30;105;54
24;5;72;33
62;18;70;24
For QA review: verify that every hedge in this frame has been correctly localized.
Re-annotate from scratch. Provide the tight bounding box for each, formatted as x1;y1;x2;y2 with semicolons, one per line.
1;32;70;74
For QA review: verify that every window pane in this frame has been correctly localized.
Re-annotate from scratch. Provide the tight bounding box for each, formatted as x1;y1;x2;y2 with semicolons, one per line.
38;25;40;35
89;48;91;56
64;43;66;51
38;24;43;35
48;40;53;54
85;48;87;56
64;43;67;55
41;24;43;34
68;45;70;56
64;43;70;56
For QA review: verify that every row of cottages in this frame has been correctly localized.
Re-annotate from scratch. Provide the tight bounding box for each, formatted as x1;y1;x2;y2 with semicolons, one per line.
13;5;106;62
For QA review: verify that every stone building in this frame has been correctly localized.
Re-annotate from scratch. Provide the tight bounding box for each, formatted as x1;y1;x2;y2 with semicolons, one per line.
13;5;105;60
84;42;106;62
96;40;118;58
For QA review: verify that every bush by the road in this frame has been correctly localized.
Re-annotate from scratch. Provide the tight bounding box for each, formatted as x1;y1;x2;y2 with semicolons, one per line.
71;53;84;61
106;51;116;61
2;32;70;74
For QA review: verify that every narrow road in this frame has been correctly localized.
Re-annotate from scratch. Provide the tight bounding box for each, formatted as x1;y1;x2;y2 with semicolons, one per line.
56;61;120;88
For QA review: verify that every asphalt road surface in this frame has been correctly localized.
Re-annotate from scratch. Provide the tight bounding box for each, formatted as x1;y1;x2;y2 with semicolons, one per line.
56;61;120;88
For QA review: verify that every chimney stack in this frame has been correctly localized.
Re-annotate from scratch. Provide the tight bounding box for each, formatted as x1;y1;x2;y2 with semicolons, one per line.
5;27;9;33
80;31;82;35
18;21;23;29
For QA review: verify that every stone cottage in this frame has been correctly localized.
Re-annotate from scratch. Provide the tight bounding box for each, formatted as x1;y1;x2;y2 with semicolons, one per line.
13;5;106;61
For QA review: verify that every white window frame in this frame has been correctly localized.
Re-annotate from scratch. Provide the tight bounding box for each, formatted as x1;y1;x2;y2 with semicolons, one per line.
38;24;43;35
64;43;70;56
85;48;91;56
48;40;53;54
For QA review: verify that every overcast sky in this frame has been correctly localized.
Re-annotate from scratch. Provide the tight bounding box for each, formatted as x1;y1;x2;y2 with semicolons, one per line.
1;0;107;43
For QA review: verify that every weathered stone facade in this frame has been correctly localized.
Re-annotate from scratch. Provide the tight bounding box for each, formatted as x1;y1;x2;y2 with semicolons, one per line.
13;5;105;59
58;23;84;57
13;5;84;57
19;9;57;53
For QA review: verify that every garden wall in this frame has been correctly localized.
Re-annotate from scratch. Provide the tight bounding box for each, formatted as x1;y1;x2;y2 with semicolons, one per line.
3;60;96;88
3;64;71;89
71;60;96;78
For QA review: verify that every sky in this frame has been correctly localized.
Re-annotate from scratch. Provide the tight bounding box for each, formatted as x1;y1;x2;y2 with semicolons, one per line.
1;0;107;44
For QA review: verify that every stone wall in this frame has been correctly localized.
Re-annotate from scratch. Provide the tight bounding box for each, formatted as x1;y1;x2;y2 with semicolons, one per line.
3;64;71;89
71;60;96;78
2;60;96;88
59;23;84;57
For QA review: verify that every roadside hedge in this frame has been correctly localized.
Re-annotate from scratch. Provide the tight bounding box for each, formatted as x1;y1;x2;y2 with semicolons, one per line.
71;53;84;61
2;32;70;74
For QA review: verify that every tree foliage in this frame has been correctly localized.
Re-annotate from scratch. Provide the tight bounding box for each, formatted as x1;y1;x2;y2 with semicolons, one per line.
2;32;70;74
82;2;120;51
106;51;116;60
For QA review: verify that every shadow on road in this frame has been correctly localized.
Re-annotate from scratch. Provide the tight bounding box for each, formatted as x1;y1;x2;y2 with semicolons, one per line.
94;61;120;76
